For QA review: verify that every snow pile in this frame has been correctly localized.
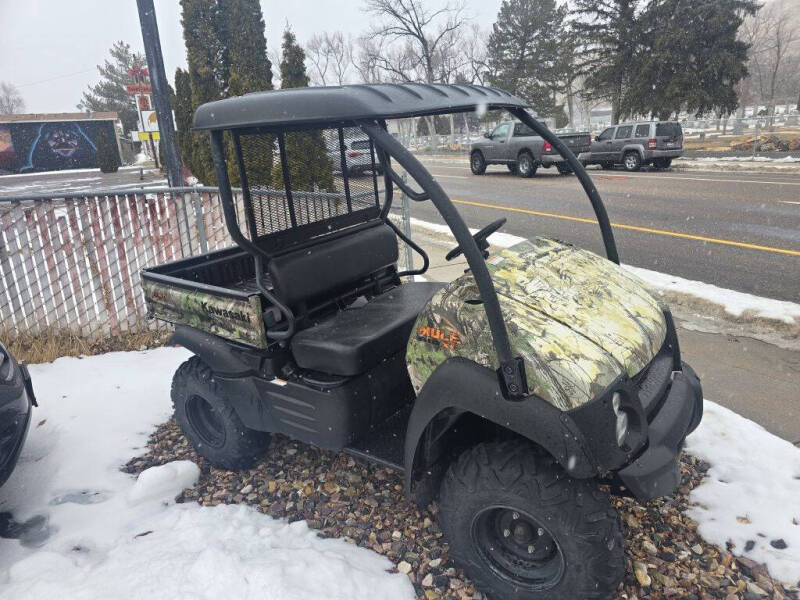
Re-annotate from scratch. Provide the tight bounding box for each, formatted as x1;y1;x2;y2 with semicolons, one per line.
134;152;150;164
673;156;800;172
686;401;800;584
623;264;800;324
0;349;414;600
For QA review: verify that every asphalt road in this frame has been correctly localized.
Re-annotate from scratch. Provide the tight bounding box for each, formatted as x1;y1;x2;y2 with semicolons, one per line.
402;158;800;302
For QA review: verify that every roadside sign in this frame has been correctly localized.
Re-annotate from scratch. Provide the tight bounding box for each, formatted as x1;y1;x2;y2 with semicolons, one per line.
138;131;160;141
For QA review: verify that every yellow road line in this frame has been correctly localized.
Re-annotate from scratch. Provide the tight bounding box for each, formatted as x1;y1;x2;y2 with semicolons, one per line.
451;197;800;257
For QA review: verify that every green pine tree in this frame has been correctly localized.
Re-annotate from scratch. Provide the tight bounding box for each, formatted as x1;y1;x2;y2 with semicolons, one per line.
179;0;274;186
272;28;335;193
486;0;567;119
573;0;641;124
78;41;146;133
223;0;274;187
96;130;120;173
180;0;225;185
626;0;757;119
174;67;198;179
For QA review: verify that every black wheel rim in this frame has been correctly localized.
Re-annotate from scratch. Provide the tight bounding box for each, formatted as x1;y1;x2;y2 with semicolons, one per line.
471;506;565;591
186;395;226;449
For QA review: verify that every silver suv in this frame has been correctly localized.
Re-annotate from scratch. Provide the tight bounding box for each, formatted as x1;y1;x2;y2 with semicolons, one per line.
580;121;683;171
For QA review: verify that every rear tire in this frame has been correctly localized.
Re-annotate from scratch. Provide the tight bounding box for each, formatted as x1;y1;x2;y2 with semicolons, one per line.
507;163;519;174
172;357;270;470
438;440;624;600
471;151;487;175
600;161;614;170
517;152;537;178
653;157;672;169
623;151;642;172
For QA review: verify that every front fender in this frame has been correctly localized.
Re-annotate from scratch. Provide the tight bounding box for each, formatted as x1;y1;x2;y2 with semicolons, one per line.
404;358;598;499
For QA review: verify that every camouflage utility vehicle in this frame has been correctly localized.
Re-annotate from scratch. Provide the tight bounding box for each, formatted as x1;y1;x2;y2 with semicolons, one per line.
142;84;703;600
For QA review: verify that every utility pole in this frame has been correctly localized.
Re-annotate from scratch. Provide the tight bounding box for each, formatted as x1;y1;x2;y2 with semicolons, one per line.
136;0;182;187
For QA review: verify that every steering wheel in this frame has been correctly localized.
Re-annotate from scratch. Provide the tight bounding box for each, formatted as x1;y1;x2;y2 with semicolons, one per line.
445;218;507;261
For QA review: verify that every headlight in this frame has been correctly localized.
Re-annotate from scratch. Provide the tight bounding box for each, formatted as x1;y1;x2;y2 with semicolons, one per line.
612;392;630;449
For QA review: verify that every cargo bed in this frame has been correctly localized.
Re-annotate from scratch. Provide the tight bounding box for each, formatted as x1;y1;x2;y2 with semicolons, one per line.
141;247;272;348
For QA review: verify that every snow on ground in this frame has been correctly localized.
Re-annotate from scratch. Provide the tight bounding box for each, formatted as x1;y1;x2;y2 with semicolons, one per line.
686;401;800;584
673;156;800;172
0;348;414;600
407;217;800;325
622;264;800;325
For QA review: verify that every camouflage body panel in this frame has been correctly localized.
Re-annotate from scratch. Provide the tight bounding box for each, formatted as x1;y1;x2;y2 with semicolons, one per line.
406;238;667;410
142;278;268;348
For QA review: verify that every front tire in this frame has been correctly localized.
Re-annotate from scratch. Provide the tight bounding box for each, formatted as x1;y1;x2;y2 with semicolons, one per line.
172;357;270;470
600;161;614;170
438;441;624;600
623;151;642;172
517;152;537;178
471;151;487;175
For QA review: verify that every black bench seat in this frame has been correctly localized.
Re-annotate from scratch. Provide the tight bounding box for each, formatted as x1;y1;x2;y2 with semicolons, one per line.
291;282;444;376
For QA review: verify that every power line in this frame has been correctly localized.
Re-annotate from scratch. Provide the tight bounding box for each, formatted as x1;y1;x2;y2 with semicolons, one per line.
17;68;97;88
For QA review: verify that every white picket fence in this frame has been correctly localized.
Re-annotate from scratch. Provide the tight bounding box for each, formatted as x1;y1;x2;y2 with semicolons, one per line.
0;188;239;339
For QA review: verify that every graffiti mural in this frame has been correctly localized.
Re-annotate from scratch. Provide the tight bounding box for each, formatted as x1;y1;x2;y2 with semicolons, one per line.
0;120;120;174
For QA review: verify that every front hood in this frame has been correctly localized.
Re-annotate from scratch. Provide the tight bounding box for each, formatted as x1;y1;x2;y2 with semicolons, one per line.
406;238;667;410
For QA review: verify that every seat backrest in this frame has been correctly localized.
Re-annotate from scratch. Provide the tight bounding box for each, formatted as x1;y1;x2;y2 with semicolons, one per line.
267;222;398;308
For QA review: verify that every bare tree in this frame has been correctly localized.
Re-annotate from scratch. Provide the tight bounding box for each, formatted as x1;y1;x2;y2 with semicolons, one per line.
361;0;470;142
306;31;353;86
740;0;800;115
361;0;469;83
0;82;26;115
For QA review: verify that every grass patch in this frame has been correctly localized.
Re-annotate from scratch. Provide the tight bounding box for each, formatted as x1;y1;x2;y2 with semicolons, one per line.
1;329;172;364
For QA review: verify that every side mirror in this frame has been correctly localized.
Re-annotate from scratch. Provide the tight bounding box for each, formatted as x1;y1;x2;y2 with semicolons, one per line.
483;132;492;139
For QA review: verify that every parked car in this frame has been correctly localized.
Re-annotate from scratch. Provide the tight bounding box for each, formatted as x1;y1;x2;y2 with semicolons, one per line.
0;341;36;488
580;121;684;171
470;121;592;177
327;130;384;177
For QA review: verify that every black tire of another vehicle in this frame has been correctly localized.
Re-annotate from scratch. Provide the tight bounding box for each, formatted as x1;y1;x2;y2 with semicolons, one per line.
471;151;487;175
438;440;624;600
623;151;642;172
507;163;519;174
517;152;537;178
653;157;672;169
556;163;572;175
600;162;614;170
172;357;270;470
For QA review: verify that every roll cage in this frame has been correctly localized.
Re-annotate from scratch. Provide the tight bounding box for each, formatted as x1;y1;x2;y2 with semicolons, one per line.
197;83;619;400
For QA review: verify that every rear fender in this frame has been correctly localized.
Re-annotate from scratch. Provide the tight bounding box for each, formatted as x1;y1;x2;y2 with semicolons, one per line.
170;325;262;376
622;144;646;159
404;358;597;502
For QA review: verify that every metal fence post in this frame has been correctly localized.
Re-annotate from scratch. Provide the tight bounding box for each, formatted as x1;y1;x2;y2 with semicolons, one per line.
401;172;414;282
192;186;208;254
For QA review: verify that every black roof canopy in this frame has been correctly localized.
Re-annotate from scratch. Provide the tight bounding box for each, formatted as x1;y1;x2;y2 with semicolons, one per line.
193;83;529;131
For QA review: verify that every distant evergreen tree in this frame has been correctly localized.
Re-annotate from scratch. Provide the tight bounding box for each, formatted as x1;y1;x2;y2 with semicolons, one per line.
223;0;274;187
178;0;274;186
78;41;146;133
96;130;120;173
272;29;335;193
174;68;196;178
573;0;641;124
181;0;224;185
486;0;566;118
626;0;757;119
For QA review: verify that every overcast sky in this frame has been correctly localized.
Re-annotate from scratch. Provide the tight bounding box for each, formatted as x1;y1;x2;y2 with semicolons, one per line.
0;0;503;114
